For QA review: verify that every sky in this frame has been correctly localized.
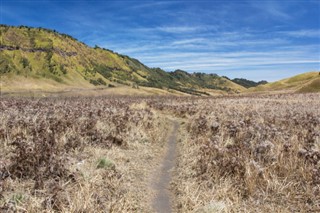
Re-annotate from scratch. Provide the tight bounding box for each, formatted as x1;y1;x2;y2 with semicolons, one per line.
1;0;319;81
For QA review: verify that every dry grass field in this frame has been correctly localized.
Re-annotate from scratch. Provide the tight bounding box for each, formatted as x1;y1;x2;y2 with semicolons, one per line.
0;96;170;212
1;93;319;212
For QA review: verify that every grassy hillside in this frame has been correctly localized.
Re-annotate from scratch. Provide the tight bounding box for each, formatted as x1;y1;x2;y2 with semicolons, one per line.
298;78;320;93
0;25;246;95
249;72;320;93
171;70;246;92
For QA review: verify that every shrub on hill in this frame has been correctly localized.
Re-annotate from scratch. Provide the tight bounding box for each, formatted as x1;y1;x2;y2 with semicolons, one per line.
232;78;268;88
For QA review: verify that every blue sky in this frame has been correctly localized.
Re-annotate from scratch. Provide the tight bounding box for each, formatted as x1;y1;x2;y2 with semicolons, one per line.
1;0;319;81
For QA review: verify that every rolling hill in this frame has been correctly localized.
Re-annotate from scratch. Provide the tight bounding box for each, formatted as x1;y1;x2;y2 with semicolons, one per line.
231;78;268;88
249;72;320;93
0;25;247;95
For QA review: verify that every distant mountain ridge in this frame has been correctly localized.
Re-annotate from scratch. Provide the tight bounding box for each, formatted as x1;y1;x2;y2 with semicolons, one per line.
0;25;248;95
222;76;268;88
231;78;268;88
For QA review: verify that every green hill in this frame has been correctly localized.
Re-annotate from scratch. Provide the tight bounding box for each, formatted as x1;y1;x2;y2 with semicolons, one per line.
249;72;320;93
230;78;268;88
297;78;320;93
0;25;246;95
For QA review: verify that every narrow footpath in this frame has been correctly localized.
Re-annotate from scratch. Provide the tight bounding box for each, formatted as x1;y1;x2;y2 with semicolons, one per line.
152;120;180;213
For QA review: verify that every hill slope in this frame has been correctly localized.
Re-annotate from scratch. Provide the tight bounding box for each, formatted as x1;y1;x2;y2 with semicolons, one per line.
0;25;246;95
231;78;268;88
249;72;320;93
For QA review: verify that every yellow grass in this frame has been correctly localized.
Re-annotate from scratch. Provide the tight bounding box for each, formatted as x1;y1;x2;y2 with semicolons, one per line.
249;71;320;93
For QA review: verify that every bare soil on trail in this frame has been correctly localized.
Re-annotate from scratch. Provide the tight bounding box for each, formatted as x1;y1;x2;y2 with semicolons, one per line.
151;120;180;213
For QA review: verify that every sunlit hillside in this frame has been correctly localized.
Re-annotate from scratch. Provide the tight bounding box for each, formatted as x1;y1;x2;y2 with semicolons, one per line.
249;72;320;93
0;25;247;95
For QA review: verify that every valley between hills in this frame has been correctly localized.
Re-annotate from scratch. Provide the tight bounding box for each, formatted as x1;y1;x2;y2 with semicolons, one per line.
1;25;319;97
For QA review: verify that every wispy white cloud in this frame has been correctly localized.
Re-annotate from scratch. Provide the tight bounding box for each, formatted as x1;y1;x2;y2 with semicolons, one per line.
280;29;320;38
133;43;319;81
127;1;178;11
156;26;203;33
156;59;319;70
250;1;291;20
131;25;209;34
96;25;319;81
171;38;206;45
138;47;318;62
112;36;289;54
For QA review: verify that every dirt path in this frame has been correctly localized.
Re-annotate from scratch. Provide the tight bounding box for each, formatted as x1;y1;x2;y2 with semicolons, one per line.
152;120;179;213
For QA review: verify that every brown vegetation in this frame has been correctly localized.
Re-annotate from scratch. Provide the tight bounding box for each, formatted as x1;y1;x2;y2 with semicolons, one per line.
0;96;169;212
154;93;320;212
1;93;319;212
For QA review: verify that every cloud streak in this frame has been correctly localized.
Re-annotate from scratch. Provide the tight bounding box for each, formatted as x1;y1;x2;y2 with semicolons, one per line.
280;29;320;38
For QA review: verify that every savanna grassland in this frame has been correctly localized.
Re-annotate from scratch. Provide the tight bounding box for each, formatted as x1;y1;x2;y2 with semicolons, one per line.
0;96;170;212
1;93;320;212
